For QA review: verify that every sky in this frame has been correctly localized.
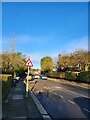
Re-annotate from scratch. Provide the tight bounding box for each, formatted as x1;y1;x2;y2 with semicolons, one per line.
2;2;88;69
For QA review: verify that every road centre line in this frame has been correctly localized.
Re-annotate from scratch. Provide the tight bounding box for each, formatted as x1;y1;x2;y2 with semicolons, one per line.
59;95;63;98
53;92;75;105
43;84;89;99
53;92;63;98
53;93;58;95
83;108;90;113
62;88;89;99
68;100;75;104
53;92;75;104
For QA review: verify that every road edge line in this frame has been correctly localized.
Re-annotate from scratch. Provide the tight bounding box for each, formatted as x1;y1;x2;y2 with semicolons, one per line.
29;91;52;120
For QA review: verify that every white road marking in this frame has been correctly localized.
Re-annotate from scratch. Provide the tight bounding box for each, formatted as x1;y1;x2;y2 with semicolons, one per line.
68;100;75;104
30;91;52;120
83;108;90;113
63;89;89;99
59;95;63;99
47;78;89;98
53;93;63;99
42;115;52;119
43;87;48;89
53;93;58;95
55;86;61;89
43;83;89;99
31;92;47;115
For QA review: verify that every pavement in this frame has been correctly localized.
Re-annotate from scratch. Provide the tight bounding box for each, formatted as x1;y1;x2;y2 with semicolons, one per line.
2;78;46;120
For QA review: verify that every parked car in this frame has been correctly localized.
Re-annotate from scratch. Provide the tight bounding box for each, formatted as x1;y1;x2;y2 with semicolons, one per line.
33;74;40;79
40;74;47;80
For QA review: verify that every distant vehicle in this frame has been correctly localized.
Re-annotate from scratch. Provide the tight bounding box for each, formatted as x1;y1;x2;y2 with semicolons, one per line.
33;74;40;79
40;74;47;80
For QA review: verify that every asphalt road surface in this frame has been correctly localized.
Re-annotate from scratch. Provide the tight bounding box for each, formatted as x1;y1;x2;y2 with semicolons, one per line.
28;78;90;119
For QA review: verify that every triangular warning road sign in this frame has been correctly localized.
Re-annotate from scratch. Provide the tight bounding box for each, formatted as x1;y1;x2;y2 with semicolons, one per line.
24;58;33;67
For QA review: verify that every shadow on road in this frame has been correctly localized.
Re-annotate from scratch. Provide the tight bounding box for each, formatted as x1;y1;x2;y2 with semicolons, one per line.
34;88;90;119
73;97;90;119
35;91;73;119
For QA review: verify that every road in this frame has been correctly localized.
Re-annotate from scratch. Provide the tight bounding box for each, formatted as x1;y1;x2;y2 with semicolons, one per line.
28;78;90;119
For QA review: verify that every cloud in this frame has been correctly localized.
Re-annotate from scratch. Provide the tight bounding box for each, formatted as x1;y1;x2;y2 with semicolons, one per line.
65;36;88;53
15;34;54;46
24;36;88;62
24;50;59;64
23;36;88;68
2;35;88;68
2;34;54;49
2;35;88;54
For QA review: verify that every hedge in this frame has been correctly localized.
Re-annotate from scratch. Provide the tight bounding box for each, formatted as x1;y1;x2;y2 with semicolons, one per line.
47;71;90;83
1;74;13;100
78;71;90;83
58;72;66;79
65;72;77;81
47;71;66;79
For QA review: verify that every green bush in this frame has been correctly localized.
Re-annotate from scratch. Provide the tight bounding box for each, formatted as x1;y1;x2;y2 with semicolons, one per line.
47;71;66;79
47;71;90;83
65;72;77;81
47;71;57;78
57;72;66;79
78;71;90;83
1;74;12;100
